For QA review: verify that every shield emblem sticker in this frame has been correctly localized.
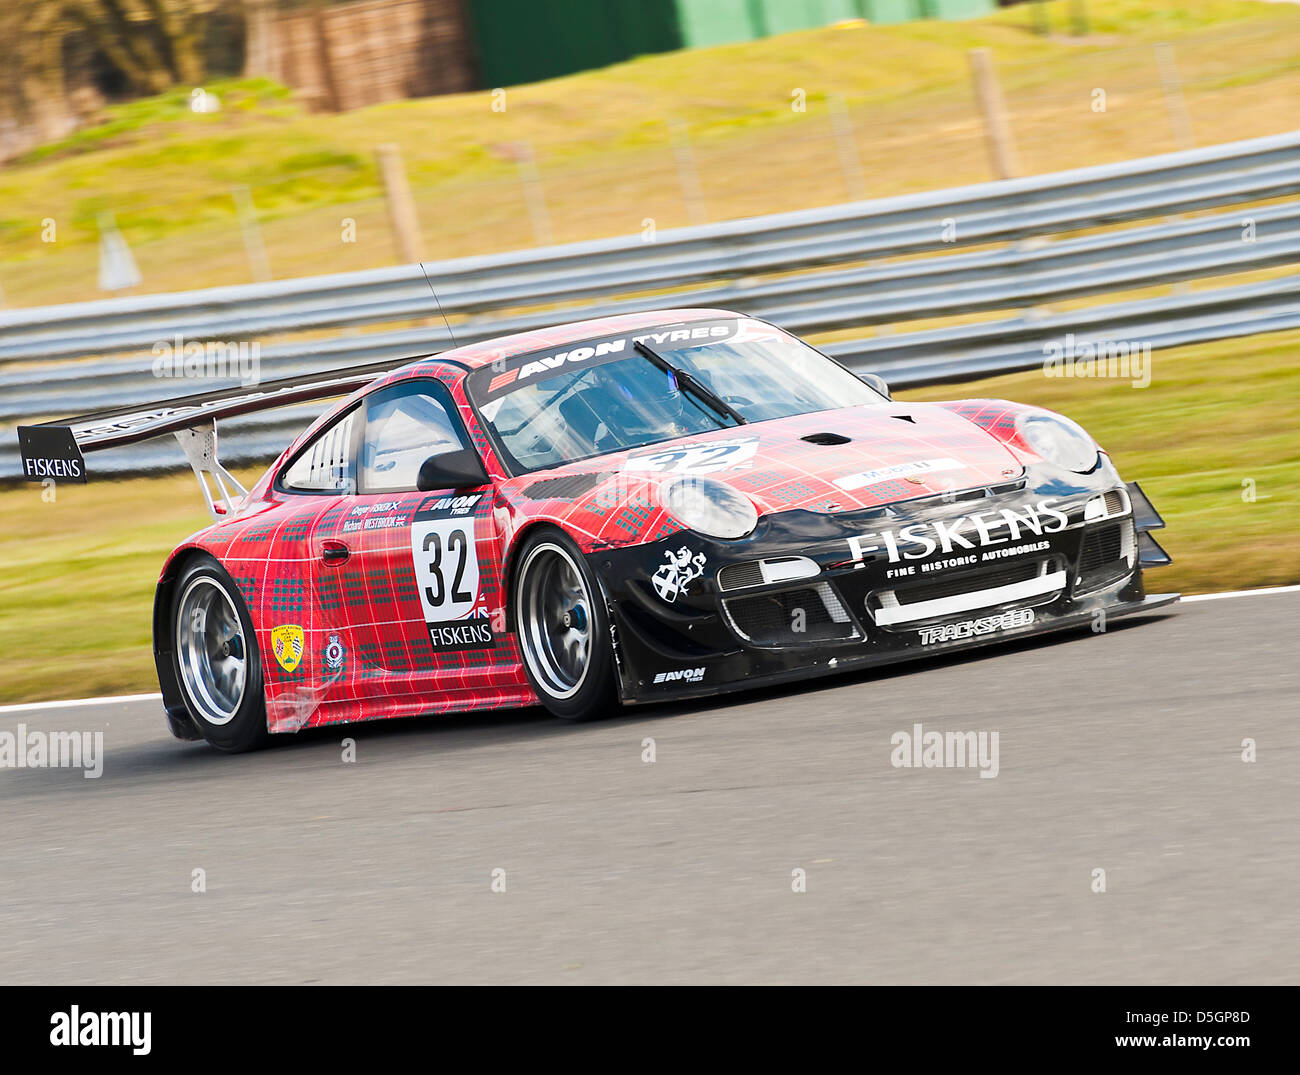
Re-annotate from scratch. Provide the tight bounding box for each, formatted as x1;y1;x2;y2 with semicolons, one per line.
271;625;304;673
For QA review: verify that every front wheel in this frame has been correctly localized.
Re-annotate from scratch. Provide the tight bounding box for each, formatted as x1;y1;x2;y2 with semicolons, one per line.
171;554;268;752
512;529;618;721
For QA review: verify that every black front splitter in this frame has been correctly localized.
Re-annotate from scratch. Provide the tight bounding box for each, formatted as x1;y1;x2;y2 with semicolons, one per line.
620;593;1180;707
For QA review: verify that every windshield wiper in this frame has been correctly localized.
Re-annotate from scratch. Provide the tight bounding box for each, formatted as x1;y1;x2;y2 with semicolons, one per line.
633;340;747;426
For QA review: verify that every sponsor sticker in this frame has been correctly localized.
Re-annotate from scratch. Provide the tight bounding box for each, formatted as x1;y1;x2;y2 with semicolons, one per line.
845;499;1069;570
653;667;705;685
651;547;707;603
271;624;304;672
918;608;1034;646
17;425;86;484
833;457;964;492
324;633;345;672
478;320;738;399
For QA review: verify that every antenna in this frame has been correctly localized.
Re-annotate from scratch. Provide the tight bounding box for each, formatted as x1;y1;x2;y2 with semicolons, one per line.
418;261;458;347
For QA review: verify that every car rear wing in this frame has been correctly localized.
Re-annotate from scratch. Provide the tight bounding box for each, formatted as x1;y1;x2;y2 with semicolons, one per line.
16;358;414;519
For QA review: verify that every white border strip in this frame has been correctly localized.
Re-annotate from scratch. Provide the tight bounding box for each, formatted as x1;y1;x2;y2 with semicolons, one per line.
0;692;162;715
874;570;1068;626
1181;584;1300;603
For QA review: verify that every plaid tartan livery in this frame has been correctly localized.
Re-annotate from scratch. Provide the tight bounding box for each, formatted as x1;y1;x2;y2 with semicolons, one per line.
160;309;1070;732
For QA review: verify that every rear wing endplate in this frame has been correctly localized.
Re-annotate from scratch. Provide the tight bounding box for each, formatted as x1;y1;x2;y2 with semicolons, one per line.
16;357;417;518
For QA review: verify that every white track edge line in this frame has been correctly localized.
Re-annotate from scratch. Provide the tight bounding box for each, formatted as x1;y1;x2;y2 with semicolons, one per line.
0;692;163;715
1181;584;1300;603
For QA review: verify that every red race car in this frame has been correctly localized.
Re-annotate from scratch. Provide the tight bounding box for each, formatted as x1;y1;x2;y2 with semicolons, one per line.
18;309;1176;751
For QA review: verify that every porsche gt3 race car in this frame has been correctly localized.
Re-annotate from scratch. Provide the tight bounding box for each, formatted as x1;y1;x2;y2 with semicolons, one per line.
17;309;1176;751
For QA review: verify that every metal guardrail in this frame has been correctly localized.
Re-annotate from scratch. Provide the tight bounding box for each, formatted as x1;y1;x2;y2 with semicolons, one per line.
2;131;1299;478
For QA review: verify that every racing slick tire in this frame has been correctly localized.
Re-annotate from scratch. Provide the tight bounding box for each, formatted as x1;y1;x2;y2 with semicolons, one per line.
512;527;618;722
170;554;269;753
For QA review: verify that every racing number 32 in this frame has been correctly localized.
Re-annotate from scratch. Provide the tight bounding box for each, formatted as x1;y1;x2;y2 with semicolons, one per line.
411;518;482;625
421;526;472;605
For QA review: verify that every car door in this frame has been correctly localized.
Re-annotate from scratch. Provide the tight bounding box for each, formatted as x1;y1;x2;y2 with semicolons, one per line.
310;378;512;712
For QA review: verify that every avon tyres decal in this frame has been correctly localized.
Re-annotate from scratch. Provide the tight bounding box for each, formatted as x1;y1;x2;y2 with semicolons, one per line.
480;320;738;399
410;495;494;651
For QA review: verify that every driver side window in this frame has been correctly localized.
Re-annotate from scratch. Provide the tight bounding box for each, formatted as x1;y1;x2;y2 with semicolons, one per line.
360;381;470;493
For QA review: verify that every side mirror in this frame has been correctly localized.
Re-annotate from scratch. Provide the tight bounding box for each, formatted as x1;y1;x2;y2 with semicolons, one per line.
417;449;489;492
861;372;891;400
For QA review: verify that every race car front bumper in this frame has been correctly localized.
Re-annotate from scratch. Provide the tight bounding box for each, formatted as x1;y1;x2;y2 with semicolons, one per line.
591;475;1177;704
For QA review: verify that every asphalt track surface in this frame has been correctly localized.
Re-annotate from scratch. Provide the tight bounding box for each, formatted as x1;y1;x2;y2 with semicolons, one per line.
2;590;1296;984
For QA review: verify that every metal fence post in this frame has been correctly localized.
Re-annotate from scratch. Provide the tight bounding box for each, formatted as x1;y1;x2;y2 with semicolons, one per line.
376;143;425;265
670;121;708;227
969;48;1021;181
829;96;868;203
515;140;553;248
233;186;273;283
1156;43;1196;152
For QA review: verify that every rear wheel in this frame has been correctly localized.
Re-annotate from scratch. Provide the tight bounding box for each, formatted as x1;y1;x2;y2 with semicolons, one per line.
171;555;268;752
512;529;617;721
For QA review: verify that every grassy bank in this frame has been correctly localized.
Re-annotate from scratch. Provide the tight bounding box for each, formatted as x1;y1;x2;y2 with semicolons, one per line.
1;0;1298;307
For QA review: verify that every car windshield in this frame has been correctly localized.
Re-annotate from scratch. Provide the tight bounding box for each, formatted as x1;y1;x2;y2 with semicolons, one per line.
469;318;884;473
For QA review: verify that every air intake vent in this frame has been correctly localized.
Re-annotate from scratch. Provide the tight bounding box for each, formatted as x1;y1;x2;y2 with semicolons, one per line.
722;582;858;646
1075;519;1136;595
521;472;608;500
801;432;851;445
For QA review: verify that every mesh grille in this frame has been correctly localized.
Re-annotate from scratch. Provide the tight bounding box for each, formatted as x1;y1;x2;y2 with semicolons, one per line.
1103;489;1126;516
717;561;766;591
1076;520;1134;593
1079;523;1124;573
723;584;856;646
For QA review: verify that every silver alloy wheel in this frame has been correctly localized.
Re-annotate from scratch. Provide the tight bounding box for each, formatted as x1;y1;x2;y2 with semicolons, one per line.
516;542;593;701
175;575;247;727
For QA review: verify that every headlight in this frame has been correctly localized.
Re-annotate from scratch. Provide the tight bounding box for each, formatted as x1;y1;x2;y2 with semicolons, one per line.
1015;411;1099;473
659;476;758;539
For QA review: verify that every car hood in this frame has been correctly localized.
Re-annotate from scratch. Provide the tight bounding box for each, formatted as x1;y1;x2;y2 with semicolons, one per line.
503;402;1025;516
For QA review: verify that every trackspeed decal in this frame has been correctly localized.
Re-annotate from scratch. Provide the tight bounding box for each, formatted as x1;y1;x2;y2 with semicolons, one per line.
845;499;1069;569
411;498;493;651
833;457;964;492
652;547;707;603
626;437;758;475
918;608;1034;646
